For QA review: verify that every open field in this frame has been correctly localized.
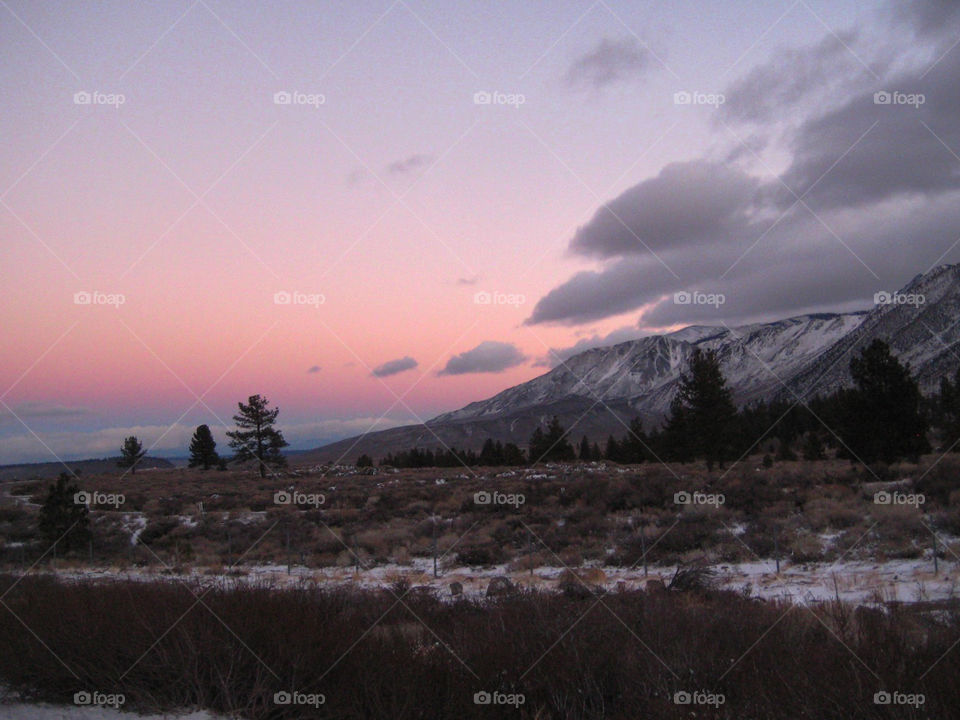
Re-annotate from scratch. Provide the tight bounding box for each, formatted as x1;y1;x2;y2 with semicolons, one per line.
3;457;959;575
3;457;960;717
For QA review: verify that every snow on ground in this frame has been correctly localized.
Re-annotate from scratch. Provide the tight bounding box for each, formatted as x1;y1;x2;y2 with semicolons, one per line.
0;703;220;720
39;557;959;607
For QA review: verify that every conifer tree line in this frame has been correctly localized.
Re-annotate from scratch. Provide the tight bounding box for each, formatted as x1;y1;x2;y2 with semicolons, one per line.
375;340;948;469
114;394;290;475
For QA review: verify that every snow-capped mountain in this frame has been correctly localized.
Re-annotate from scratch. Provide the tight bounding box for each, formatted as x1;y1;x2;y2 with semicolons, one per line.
303;265;960;462
433;313;865;423
786;264;960;400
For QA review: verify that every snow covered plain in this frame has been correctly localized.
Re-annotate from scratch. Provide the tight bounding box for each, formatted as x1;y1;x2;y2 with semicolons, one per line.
40;555;958;606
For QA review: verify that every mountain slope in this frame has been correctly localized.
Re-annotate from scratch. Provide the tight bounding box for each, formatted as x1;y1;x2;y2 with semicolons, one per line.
785;264;960;400
304;265;960;463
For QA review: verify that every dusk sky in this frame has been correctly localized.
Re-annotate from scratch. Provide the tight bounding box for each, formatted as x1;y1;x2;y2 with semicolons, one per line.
2;0;959;462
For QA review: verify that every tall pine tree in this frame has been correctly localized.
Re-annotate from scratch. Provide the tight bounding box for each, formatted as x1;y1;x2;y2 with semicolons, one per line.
227;395;289;478
662;348;737;470
188;424;220;470
838;340;929;463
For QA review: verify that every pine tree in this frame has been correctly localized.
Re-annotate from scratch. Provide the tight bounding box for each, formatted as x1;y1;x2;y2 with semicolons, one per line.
188;424;220;470
118;436;145;474
579;435;592;461
503;442;526;466
663;348;738;470
227;394;289;478
622;417;648;464
38;473;90;555
528;417;575;463
838;340;930;463
605;435;620;462
356;453;373;468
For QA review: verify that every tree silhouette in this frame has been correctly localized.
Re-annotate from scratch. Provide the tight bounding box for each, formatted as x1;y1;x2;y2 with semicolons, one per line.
38;473;90;555
227;395;289;478
663;348;737;470
118;436;145;474
838;339;930;463
188;424;220;470
528;416;575;463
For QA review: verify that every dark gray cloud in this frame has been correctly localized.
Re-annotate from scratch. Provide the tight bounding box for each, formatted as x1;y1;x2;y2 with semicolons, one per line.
528;5;960;329
569;160;760;259
719;31;876;125
307;365;321;374
372;356;419;378
386;154;433;175
565;37;649;90
439;341;526;375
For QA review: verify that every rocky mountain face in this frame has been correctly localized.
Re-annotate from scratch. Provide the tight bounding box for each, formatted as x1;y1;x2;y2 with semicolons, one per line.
305;266;960;463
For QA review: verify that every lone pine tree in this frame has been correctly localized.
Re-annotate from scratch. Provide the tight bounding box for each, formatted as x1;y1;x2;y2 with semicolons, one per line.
188;424;220;470
663;348;738;470
227;394;289;478
118;435;145;474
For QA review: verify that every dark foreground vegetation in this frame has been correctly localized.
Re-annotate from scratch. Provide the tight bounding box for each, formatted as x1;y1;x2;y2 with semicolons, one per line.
0;573;957;719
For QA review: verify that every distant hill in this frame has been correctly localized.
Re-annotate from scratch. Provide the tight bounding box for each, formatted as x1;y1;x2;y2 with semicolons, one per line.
0;456;175;481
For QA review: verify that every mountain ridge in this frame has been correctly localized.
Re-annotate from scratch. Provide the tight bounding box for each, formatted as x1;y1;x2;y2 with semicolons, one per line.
303;265;960;463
